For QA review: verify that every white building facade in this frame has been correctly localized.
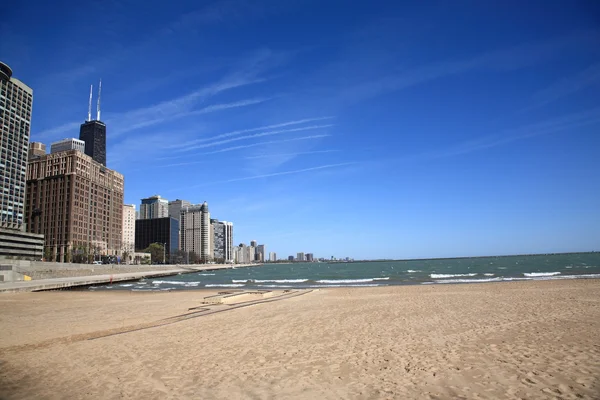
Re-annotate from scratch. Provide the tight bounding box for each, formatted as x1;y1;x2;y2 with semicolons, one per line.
50;138;85;154
122;204;136;263
140;195;168;219
180;202;212;262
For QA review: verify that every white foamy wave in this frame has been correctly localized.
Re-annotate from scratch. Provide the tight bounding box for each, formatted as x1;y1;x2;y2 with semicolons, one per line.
373;277;390;281
497;267;507;269
523;272;561;277
152;280;191;285
255;279;309;283
308;284;381;288
407;270;421;273
205;284;245;288
199;273;215;276
119;284;134;287
434;277;501;284
315;278;376;284
501;277;533;281
255;284;294;288
533;273;600;281
484;273;495;277
430;273;477;279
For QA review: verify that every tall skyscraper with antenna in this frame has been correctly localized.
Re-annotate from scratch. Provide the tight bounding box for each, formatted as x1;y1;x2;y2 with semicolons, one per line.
79;80;106;166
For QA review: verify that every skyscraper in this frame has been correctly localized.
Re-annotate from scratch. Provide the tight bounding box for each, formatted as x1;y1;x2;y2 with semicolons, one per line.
211;219;233;263
140;195;169;219
180;202;211;262
79;82;106;166
269;252;277;262
256;244;265;262
122;204;136;263
0;61;44;259
297;252;305;262
26;149;124;262
168;199;190;223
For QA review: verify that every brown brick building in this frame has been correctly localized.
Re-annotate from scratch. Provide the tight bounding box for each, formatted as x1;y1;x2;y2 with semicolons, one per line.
25;149;124;262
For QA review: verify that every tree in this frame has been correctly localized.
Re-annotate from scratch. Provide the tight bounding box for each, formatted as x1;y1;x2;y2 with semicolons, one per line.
143;243;165;264
43;247;52;262
170;249;187;264
188;251;200;264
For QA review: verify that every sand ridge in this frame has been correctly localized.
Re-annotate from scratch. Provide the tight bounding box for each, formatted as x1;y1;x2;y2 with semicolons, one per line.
1;280;599;399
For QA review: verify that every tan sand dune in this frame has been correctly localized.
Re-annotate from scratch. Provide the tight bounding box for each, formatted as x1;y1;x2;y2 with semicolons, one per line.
1;280;599;399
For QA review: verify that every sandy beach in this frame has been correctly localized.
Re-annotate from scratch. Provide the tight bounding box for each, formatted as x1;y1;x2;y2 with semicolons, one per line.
1;280;599;399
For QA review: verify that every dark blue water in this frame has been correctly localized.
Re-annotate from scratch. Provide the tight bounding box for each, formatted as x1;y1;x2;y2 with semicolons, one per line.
90;252;600;291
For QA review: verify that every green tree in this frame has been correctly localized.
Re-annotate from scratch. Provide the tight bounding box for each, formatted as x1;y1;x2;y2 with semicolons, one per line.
143;243;165;264
44;247;52;262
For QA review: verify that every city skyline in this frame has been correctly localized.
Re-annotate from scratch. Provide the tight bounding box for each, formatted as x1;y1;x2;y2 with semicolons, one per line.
2;1;599;259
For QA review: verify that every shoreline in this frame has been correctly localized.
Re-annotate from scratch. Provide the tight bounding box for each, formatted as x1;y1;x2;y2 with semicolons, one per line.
1;279;599;399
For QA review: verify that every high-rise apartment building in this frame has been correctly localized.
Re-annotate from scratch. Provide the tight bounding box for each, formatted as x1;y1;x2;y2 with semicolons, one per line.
269;252;277;262
134;217;179;262
140;195;168;219
168;199;190;223
51;138;85;154
180;202;211;262
256;244;265;262
306;253;314;262
250;240;257;247
0;61;44;259
211;219;233;263
122;204;136;263
297;252;305;262
234;243;247;264
26;149;124;262
28;142;46;160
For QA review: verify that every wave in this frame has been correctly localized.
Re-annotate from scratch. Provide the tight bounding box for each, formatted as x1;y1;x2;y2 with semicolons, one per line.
308;284;382;288
152;280;199;287
483;273;495;277
406;270;421;273
119;284;134;287
205;284;245;288
373;277;390;281
315;278;378;284
232;279;309;283
430;273;477;279
199;273;215;276
523;272;560;277
434;277;501;284
255;284;294;288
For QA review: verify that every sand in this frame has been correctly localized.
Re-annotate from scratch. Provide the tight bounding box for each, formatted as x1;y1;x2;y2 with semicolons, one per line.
1;280;599;399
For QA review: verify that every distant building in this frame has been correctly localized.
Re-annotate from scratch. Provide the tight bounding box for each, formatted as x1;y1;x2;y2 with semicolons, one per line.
50;138;85;154
256;244;265;262
134;217;179;262
122;204;136;263
168;199;190;223
250;240;257;247
180;202;211;262
28;142;46;160
288;255;294;261
26;149;124;262
246;245;255;263
296;252;305;262
140;195;169;219
212;219;233;262
269;252;277;262
306;253;314;262
234;243;247;264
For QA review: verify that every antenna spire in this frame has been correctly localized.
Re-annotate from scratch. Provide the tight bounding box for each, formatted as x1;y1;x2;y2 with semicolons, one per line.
96;79;102;121
87;84;93;121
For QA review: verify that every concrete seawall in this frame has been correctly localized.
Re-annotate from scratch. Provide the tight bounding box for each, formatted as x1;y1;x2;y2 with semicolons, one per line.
0;263;260;293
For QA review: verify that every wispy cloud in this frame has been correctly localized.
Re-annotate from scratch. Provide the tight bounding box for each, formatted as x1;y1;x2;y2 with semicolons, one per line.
169;116;334;149
179;124;334;152
245;149;340;159
335;30;600;105
201;134;331;155
194;162;357;187
527;62;600;110
417;106;600;160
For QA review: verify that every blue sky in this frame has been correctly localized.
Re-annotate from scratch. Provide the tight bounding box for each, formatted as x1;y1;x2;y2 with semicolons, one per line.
2;0;599;259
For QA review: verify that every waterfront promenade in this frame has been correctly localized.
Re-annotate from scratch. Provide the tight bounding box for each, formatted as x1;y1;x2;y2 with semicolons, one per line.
0;263;257;293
